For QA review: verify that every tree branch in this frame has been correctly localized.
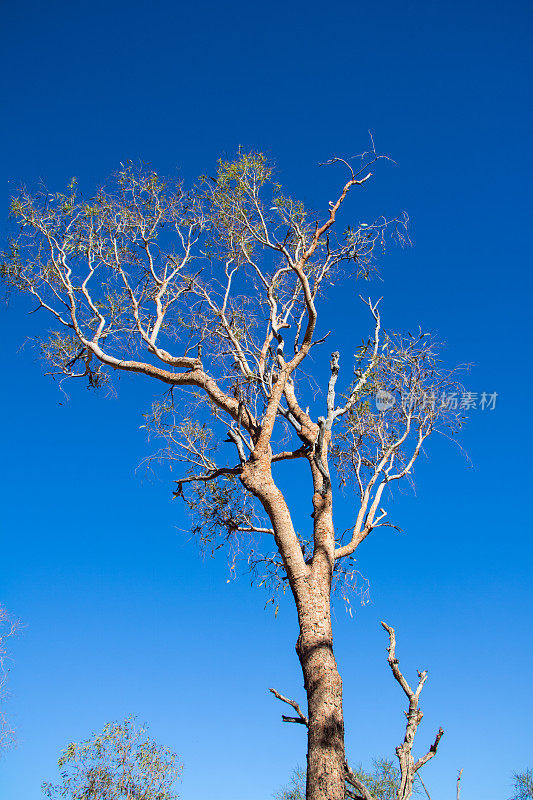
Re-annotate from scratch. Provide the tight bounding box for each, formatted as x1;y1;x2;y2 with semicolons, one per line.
173;465;242;496
344;762;374;800
456;768;464;800
416;772;433;800
268;687;308;726
414;727;444;773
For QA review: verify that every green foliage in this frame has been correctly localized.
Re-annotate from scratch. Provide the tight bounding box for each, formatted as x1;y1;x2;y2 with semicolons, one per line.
511;769;533;800
275;760;411;800
39;331;109;389
40;332;84;368
0;150;419;585
215;149;272;191
353;759;403;800
0;239;25;290
274;766;306;800
42;716;182;800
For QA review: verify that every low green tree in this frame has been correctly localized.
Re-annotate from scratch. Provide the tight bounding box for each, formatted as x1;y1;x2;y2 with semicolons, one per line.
350;759;404;800
274;766;306;800
276;760;418;800
0;605;18;755
42;716;182;800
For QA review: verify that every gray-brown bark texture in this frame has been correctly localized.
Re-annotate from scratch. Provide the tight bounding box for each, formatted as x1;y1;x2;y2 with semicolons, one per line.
1;150;459;800
297;589;345;800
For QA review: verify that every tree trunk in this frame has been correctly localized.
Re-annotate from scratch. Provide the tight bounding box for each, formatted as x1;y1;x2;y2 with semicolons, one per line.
296;587;345;800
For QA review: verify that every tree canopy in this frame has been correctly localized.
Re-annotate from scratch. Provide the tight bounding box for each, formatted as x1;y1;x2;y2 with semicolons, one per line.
2;148;463;800
0;150;463;602
42;716;182;800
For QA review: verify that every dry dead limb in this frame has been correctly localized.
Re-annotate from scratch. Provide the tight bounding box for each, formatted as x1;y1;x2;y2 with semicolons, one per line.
267;687;369;800
456;768;464;800
381;622;444;800
269;687;309;726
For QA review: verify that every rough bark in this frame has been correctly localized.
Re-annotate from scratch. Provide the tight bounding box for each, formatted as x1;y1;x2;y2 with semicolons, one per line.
296;583;345;800
241;446;345;799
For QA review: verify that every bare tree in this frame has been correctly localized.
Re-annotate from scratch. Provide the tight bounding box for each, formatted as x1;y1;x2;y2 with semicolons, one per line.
1;148;463;800
380;623;443;800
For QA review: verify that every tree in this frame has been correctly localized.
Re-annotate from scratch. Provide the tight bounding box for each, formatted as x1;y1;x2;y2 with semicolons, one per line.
42;715;182;799
511;769;533;800
275;766;307;800
272;622;441;800
1;148;463;800
0;605;18;755
276;758;413;800
350;759;404;800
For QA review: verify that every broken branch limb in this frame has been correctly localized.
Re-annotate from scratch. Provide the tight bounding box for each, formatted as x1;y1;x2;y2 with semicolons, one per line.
269;687;308;726
456;768;463;800
414;727;444;773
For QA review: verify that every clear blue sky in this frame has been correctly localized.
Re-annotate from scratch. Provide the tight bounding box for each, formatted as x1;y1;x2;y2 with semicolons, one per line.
1;0;532;798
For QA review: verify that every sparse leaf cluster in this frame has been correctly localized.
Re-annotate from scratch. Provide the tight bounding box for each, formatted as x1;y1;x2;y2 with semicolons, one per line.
511;769;533;800
42;716;182;800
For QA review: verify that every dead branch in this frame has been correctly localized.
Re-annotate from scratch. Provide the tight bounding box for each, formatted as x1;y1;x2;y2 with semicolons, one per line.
269;687;308;726
381;622;443;800
456;768;463;800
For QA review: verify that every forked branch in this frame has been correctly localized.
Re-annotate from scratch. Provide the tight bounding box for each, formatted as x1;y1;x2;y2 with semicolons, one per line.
269;687;308;726
381;622;443;800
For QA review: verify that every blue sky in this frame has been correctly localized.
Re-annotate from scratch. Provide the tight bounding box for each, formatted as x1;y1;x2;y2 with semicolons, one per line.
1;0;532;798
